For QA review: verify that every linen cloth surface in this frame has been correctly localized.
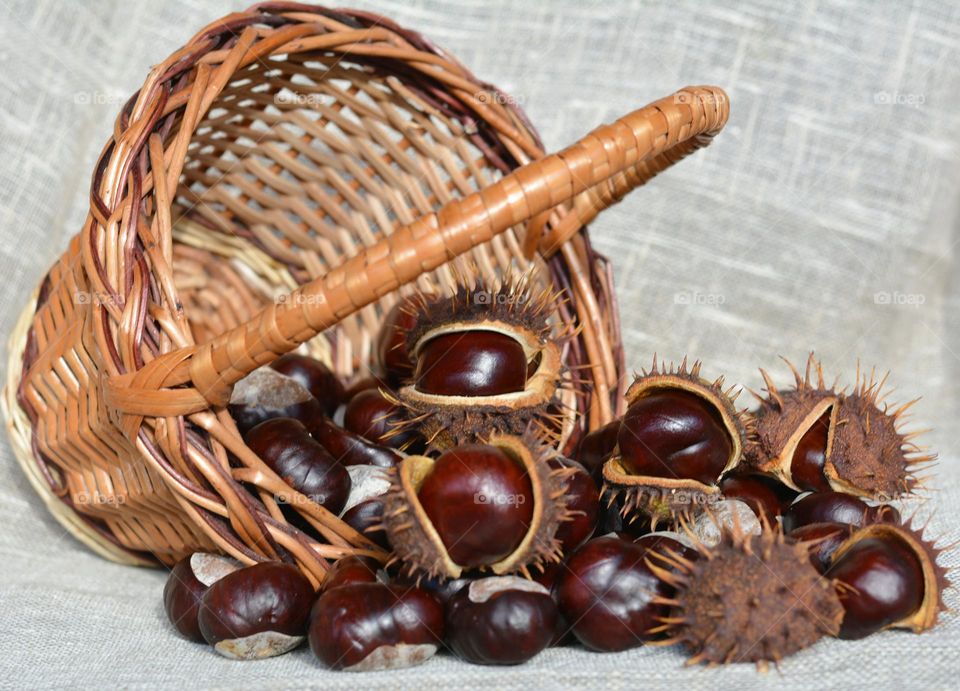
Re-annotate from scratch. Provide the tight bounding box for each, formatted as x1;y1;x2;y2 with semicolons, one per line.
0;1;958;689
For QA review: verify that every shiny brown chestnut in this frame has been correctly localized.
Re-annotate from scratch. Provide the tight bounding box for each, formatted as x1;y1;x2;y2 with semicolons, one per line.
270;353;344;415
163;553;240;642
417;444;534;568
790;410;832;491
376;296;420;386
445;576;558;665
829;523;947;640
245;418;351;515
719;472;798;524
618;389;732;484
555;536;673;652
788;522;852;573
309;583;444;671
311;418;401;469
341;499;390;551
198;562;315;659
323;556;382;591
782;491;900;533
343;388;417;449
229;368;322;433
414;330;528;397
549;457;600;553
575;419;620;482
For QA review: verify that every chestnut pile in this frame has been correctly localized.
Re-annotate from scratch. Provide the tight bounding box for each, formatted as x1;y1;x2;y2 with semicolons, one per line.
162;278;950;672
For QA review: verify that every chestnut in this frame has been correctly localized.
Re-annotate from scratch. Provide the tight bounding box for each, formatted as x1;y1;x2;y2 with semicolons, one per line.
788;522;853;573
633;533;699;572
163;553;240;642
309;583;444;671
270;353;344;415
575;419;620;482
376;296;421;386
617;389;732;484
312;417;401;468
718;472;797;524
549;457;600;553
790;409;832;491
341;499;390;550
782;491;900;533
198;562;315;659
831;535;925;639
228;367;322;433
444;576;558;665
417;444;533;568
555;536;673;652
414;330;528;397
245;418;351;515
343;388;417;449
323;556;382;591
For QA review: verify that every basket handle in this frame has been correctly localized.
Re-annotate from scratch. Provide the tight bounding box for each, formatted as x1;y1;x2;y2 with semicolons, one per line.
107;86;728;417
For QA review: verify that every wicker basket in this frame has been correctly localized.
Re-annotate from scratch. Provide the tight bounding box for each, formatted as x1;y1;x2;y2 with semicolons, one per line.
2;4;728;584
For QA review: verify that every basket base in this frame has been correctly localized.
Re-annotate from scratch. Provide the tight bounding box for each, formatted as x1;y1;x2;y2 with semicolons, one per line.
3;293;154;567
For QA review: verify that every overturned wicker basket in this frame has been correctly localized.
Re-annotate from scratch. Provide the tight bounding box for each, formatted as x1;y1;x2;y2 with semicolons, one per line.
2;4;728;584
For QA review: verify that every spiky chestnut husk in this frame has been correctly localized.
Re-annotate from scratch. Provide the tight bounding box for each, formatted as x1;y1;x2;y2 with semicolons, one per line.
381;434;575;580
391;275;566;450
829;520;950;634
602;357;750;529
745;354;933;498
654;519;843;668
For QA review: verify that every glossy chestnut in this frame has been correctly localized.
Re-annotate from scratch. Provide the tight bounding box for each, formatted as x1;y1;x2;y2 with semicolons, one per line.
633;533;699;572
376;297;420;386
555;536;673;651
309;583;444;671
228;368;322;433
719;472;797;524
163;553;240;642
341;499;390;551
782;491;900;533
270;353;344;415
445;577;558;665
245;418;351;515
417;444;534;568
323;556;382;591
788;522;852;574
830;535;925;639
311;418;401;468
549;457;600;553
790;410;832;491
575;419;620;482
343;388;416;449
414;330;528;397
617;389;732;484
198;562;315;659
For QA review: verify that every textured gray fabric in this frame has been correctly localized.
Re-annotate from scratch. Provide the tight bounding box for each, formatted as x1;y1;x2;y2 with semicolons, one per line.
1;1;958;689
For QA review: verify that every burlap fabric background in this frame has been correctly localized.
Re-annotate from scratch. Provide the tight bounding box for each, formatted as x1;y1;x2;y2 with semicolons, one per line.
1;1;958;689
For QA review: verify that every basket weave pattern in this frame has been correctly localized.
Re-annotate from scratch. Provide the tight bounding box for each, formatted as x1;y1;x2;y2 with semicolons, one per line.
3;4;728;582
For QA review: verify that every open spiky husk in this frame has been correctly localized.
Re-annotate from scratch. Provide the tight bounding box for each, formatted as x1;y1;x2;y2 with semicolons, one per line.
381;433;574;580
746;354;933;499
393;275;567;450
602;357;749;529
829;520;950;633
654;518;843;668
